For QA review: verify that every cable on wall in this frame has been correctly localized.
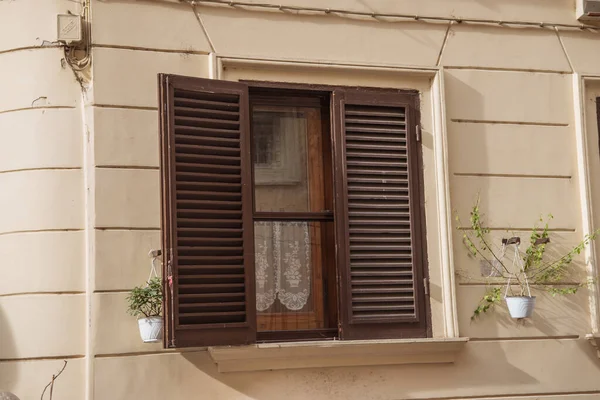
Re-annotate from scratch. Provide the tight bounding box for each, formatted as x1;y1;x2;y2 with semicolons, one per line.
185;0;600;32
64;0;91;72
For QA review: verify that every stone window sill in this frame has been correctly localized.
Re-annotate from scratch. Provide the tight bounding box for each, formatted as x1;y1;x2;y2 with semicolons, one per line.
208;337;469;372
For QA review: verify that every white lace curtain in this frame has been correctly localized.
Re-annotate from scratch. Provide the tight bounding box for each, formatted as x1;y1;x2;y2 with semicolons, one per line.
254;221;311;312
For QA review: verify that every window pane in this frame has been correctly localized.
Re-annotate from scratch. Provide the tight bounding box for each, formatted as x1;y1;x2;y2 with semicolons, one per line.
253;106;324;213
254;221;329;331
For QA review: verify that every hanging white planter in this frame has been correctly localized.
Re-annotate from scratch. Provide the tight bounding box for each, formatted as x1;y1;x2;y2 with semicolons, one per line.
501;238;536;319
138;316;163;343
505;296;536;319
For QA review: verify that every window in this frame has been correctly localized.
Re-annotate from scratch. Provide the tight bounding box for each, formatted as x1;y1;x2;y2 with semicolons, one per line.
159;75;430;347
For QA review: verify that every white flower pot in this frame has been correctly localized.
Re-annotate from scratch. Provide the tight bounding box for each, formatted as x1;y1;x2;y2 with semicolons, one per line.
505;296;536;319
138;316;163;343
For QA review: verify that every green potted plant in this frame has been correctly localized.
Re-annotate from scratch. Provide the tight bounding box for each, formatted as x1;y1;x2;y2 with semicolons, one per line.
457;197;599;320
127;276;163;342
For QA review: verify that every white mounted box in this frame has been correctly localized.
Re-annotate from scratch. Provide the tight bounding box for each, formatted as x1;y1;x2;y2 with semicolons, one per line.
57;14;82;44
577;0;600;22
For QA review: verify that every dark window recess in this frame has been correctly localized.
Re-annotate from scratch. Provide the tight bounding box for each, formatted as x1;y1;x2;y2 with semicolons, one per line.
159;75;430;347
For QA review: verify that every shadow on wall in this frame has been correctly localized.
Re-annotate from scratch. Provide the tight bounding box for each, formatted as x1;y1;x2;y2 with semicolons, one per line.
181;342;536;400
0;305;17;393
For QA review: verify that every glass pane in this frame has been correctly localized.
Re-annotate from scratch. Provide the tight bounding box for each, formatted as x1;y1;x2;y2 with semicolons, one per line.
254;221;328;331
253;106;323;213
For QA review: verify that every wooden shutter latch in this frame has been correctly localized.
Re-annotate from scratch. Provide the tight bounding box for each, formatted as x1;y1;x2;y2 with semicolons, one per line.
423;278;429;296
416;125;422;142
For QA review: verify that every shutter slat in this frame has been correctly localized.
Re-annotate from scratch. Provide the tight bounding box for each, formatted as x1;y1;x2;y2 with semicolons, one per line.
175;143;240;156
160;75;255;347
346;151;406;159
175;134;240;148
351;270;413;277
174;96;239;111
179;302;246;309
176;171;241;183
345;109;405;118
174;106;239;120
176;153;241;165
346;126;406;134
174;125;240;137
353;295;413;302
352;287;414;294
345;117;406;126
177;198;241;207
178;209;242;219
351;261;414;267
352;304;414;311
180;293;245;300
175;161;241;174
346;144;406;152
177;237;243;245
178;265;245;273
175;115;240;130
337;94;427;339
176;191;242;201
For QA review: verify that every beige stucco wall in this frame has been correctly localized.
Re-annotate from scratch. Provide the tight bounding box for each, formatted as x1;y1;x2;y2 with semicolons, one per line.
2;0;600;399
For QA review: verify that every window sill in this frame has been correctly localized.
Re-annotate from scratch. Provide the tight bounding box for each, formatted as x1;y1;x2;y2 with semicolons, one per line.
208;337;469;372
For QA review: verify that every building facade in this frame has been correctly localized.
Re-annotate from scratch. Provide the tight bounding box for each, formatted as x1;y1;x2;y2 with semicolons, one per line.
2;0;600;399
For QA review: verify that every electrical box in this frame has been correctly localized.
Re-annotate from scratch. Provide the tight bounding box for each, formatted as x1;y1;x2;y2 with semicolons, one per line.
57;14;82;44
577;0;600;22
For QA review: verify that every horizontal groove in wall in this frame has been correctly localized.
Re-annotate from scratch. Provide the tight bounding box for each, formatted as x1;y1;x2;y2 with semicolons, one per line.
0;228;84;238
453;172;572;179
0;167;81;175
0;291;85;298
457;227;576;232
0;45;62;57
468;335;580;341
95;348;207;359
94;289;133;294
92;44;210;55
91;104;158;111
459;282;584;287
451;119;569;127
96;165;159;171
0;105;76;116
413;390;600;400
444;65;571;75
0;354;85;363
221;54;441;73
95;227;160;231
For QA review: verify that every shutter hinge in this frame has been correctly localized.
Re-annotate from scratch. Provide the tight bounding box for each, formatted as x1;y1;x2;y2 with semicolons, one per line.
416;125;422;142
423;277;429;296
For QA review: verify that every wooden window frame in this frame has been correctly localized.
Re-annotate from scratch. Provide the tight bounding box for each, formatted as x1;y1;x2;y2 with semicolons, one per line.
249;91;338;342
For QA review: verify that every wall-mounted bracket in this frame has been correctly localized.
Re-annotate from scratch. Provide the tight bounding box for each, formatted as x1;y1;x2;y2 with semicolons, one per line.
586;333;600;358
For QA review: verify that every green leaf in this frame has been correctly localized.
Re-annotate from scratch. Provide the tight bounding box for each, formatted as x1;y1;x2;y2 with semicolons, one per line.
126;276;163;318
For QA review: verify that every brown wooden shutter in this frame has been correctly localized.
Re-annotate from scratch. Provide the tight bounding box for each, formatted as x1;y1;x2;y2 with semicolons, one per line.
596;97;600;156
333;89;429;340
159;74;256;347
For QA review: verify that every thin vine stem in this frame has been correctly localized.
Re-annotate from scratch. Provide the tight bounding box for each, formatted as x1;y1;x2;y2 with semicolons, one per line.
40;360;67;400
